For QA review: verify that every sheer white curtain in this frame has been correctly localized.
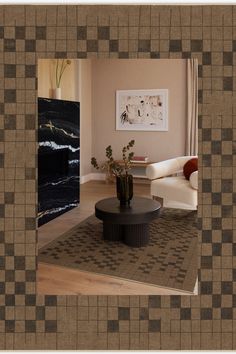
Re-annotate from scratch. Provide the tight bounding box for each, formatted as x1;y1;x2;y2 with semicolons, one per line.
186;59;198;156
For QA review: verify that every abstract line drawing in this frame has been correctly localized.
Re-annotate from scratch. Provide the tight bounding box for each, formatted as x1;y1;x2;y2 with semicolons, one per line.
116;89;168;131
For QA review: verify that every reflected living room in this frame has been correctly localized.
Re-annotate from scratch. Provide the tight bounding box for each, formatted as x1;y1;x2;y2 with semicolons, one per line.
37;58;198;296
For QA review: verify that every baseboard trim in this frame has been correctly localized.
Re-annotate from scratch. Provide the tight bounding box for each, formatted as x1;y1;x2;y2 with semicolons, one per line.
80;173;106;184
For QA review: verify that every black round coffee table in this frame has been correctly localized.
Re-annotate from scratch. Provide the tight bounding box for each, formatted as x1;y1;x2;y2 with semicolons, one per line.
95;197;161;247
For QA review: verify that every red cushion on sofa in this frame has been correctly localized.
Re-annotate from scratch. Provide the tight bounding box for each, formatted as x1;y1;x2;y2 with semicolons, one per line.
183;158;198;180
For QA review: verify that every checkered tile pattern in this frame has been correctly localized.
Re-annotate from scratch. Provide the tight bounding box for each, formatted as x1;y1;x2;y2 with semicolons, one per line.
0;4;235;350
39;209;197;292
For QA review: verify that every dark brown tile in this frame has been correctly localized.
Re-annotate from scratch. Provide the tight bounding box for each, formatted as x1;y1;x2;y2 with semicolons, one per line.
138;39;150;52
45;320;57;333
4;115;16;129
191;39;202;51
98;26;109;40
25;320;36;333
4;64;16;78
169;39;182;52
118;307;130;320
4;90;16;103
109;40;118;52
4;39;15;51
107;320;119;332
25;39;36;52
148;320;160;332
36;26;46;40
87;40;98;52
25;65;36;78
223;52;233;65
77;26;87;40
223;77;233;91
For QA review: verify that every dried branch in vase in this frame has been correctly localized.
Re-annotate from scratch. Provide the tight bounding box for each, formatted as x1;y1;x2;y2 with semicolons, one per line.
91;140;135;179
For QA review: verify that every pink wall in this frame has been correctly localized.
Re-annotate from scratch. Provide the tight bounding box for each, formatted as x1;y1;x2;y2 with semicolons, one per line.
92;59;187;164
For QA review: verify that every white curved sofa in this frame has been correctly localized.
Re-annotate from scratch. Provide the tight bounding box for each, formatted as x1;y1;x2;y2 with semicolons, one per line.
146;156;198;210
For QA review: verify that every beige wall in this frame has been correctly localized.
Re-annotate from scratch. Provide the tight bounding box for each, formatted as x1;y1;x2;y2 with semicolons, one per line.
38;59;79;102
91;59;187;164
78;60;92;176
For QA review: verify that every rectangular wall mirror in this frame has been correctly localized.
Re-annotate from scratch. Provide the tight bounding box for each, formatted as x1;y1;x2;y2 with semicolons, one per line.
37;58;198;297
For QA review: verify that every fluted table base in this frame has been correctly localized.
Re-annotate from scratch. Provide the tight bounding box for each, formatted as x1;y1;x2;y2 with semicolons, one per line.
103;222;149;247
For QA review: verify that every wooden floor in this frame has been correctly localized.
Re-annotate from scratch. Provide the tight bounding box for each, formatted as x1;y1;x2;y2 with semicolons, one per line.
37;180;198;295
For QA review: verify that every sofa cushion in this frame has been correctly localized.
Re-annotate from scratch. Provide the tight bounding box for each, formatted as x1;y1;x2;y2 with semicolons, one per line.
189;171;198;190
150;175;197;209
183;157;198;180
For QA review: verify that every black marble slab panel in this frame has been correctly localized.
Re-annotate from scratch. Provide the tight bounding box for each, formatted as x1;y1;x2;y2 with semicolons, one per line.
38;97;80;226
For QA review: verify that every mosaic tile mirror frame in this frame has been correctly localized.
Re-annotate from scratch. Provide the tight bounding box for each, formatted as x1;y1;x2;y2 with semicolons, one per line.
0;4;235;350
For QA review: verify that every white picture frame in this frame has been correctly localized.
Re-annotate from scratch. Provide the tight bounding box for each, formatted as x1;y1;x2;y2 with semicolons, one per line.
116;89;168;131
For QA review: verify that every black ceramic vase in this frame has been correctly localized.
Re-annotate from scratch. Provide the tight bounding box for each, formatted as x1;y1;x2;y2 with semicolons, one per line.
116;174;133;206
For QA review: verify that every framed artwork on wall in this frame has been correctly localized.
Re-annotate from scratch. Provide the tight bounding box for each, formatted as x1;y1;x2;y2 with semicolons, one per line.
116;89;168;131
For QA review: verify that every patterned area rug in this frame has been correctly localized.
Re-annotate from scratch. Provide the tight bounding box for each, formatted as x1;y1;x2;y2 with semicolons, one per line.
39;208;198;292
